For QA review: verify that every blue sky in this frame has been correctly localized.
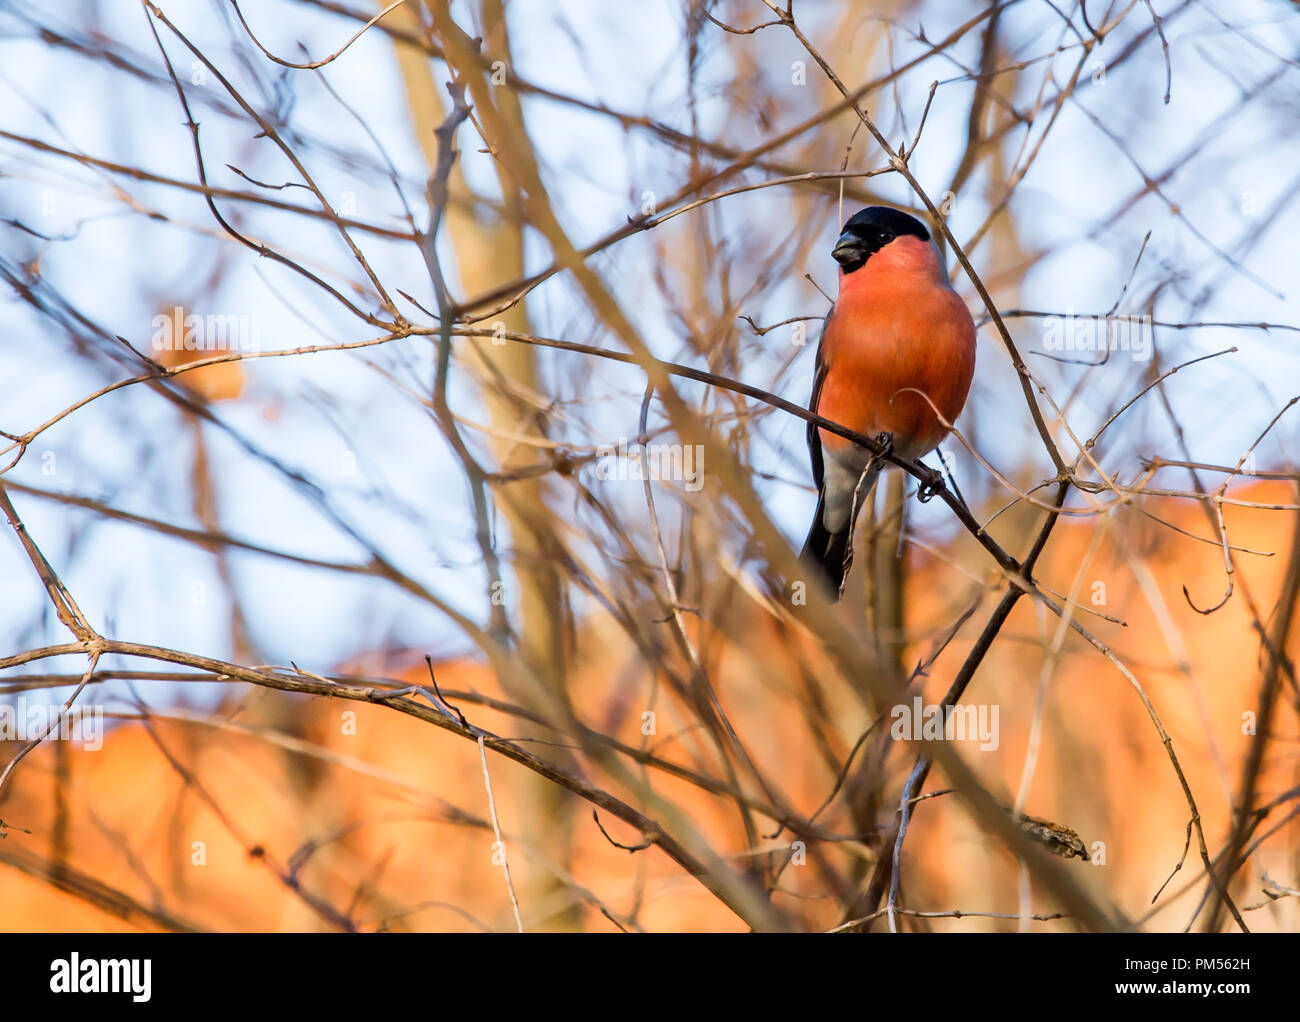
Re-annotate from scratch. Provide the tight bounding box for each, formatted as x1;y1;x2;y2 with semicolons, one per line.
1;0;1297;700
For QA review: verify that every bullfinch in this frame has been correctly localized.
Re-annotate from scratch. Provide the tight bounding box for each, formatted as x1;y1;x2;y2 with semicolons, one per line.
799;206;976;599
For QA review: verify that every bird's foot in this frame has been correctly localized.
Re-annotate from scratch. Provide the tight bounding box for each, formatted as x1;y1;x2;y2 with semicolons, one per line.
916;464;947;503
872;431;894;461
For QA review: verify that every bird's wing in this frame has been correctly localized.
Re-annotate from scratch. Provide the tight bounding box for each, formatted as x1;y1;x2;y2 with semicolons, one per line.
806;308;833;492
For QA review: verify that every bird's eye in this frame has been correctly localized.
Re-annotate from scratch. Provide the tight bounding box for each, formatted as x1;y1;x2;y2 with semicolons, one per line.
879;231;894;244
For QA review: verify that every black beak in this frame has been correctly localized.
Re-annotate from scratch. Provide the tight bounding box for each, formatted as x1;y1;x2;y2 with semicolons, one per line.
832;231;867;266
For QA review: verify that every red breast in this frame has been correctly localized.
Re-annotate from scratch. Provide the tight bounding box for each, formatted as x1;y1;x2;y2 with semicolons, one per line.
816;235;975;460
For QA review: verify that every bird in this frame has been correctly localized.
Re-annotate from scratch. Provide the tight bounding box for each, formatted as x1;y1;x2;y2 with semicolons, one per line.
799;205;976;600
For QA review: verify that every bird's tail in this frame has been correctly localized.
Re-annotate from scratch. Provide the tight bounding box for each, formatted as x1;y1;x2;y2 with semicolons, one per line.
799;503;852;601
799;466;880;602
